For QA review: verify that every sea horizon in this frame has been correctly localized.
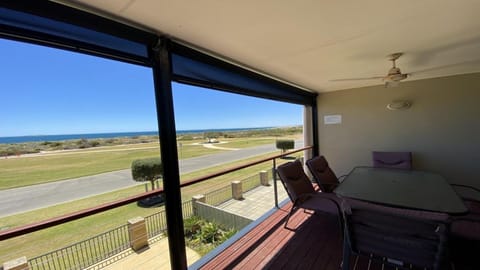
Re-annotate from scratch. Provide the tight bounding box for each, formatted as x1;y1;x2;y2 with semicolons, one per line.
0;126;286;144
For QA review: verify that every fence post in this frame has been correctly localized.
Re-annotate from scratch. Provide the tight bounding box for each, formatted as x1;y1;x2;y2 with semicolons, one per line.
3;256;29;270
192;195;206;216
259;170;269;186
231;181;243;200
128;217;149;251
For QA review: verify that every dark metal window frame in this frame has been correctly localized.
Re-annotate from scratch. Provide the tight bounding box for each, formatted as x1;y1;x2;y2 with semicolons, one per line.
0;1;319;268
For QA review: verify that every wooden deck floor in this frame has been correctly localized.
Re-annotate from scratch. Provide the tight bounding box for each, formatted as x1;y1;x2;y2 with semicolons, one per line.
198;202;479;270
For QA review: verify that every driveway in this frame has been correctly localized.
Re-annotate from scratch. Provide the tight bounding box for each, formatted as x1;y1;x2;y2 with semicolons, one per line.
0;140;303;218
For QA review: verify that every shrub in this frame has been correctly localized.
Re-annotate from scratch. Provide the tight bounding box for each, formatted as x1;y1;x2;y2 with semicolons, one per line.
184;216;237;256
131;157;163;190
276;139;295;153
90;140;100;147
177;135;194;141
204;132;223;143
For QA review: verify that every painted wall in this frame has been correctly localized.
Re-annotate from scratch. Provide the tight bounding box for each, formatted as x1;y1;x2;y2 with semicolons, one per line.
317;72;480;187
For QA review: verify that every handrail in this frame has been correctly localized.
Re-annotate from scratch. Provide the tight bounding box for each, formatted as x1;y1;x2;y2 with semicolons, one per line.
0;145;312;241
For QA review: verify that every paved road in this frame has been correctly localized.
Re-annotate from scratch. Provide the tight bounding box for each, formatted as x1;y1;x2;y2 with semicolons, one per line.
0;140;303;218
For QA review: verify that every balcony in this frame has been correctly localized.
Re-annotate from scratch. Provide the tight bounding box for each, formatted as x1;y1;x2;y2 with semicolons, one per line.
1;2;479;270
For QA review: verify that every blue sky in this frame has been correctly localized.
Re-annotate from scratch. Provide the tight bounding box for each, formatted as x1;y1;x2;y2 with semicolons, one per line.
0;38;302;137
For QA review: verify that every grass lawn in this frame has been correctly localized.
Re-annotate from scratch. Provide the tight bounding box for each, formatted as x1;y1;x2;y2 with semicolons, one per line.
0;151;300;263
0;137;284;190
0;134;302;263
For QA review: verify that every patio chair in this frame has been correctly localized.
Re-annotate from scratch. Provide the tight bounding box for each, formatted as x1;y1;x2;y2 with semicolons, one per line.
306;155;345;193
450;183;480;215
449;183;480;267
276;160;341;229
341;198;450;270
372;151;412;170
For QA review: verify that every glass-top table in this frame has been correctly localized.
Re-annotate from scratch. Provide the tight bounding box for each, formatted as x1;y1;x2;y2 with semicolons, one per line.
334;167;467;214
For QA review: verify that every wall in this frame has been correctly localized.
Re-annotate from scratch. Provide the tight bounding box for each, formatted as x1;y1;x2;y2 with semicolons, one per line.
194;201;253;231
317;72;480;187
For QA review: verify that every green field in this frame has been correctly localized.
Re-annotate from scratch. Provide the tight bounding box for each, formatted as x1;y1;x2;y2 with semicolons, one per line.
0;152;300;264
0;137;286;190
0;133;301;264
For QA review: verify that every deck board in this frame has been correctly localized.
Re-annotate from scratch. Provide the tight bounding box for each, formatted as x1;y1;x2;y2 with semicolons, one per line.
198;201;478;270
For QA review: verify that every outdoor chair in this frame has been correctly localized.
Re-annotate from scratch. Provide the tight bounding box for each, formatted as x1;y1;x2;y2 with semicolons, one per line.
449;184;480;268
276;160;341;230
341;198;451;270
306;155;345;193
372;151;412;170
451;183;480;215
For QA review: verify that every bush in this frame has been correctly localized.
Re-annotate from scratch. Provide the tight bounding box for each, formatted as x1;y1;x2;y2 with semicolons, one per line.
276;139;295;153
177;135;194;141
90;140;100;147
131;157;163;190
184;216;237;256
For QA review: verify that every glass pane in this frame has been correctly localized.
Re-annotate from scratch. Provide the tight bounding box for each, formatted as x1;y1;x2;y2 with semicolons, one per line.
0;38;165;268
172;83;304;266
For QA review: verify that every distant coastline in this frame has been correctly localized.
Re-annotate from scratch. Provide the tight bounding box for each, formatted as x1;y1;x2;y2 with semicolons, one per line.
0;127;276;144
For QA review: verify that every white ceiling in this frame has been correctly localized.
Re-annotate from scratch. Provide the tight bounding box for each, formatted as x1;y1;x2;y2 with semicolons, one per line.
62;0;480;93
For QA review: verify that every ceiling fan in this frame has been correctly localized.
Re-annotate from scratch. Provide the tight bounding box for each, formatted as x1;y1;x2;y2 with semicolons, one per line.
331;52;409;87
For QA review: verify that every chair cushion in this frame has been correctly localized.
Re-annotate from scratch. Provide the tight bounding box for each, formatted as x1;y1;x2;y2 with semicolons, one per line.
451;219;480;241
277;160;315;202
372;151;412;170
301;192;341;215
344;198;450;222
306;156;339;192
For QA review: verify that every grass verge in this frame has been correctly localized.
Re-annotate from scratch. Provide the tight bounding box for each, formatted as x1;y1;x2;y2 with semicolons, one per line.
0;137;286;190
0;150;300;263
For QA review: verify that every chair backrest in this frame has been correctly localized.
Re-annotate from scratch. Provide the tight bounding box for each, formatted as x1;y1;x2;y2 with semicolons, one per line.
372;151;412;170
276;160;315;202
342;199;449;270
306;156;339;192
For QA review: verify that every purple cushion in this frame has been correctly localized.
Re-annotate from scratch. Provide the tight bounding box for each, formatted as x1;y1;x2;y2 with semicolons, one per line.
344;198;449;222
372;151;412;170
301;192;341;215
451;220;480;240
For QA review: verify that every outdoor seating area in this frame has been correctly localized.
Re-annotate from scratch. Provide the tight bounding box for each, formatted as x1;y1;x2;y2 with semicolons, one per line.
197;200;478;270
195;157;480;269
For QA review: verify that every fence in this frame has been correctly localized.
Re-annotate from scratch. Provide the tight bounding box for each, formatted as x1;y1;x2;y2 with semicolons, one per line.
28;225;129;270
144;200;193;239
23;170;272;270
194;202;252;231
203;170;272;206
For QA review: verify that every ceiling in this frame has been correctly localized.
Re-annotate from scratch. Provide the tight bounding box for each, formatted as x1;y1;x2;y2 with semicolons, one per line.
60;0;480;93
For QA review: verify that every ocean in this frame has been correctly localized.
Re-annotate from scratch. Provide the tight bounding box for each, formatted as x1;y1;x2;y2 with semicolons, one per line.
0;127;273;144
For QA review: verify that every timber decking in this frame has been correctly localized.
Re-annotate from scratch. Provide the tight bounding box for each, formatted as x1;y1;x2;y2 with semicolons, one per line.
199;202;477;270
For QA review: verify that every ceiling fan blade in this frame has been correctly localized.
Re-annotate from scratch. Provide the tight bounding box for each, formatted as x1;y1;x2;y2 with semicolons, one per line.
330;76;385;82
409;59;480;75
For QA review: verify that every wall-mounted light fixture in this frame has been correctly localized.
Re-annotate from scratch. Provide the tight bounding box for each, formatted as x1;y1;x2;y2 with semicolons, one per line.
387;100;412;110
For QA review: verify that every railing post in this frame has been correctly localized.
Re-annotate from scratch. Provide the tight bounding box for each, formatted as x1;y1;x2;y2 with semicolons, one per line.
259;170;269;186
192;195;206;216
128;217;149;252
231;181;243;200
273;158;279;208
3;256;29;270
